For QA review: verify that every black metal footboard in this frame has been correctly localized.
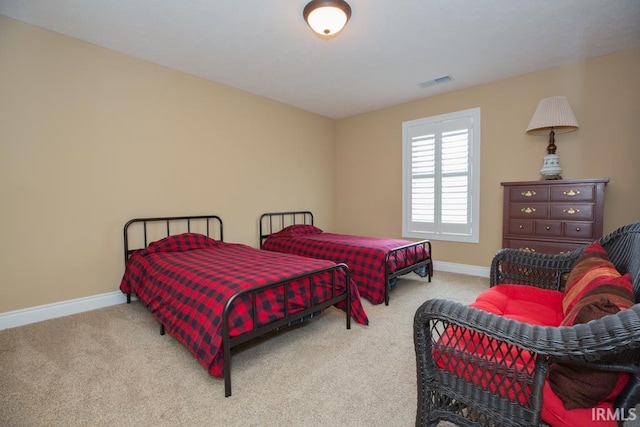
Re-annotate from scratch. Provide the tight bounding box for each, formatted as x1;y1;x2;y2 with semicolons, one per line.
222;263;351;397
384;240;432;305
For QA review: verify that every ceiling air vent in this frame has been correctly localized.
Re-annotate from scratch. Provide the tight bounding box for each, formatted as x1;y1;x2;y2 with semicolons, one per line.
418;75;453;88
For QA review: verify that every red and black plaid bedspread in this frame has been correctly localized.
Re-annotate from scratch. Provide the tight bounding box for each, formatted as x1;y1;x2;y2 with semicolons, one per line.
120;233;368;377
262;228;431;304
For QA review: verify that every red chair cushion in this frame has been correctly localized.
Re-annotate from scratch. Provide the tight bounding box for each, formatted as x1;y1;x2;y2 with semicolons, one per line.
471;284;564;326
433;285;563;405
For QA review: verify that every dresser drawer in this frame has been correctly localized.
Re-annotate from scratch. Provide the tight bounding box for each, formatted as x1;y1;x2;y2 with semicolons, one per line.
504;239;584;254
564;221;594;240
509;203;549;219
508;220;534;236
550;184;596;202
509;186;549;202
534;221;562;237
550;203;594;221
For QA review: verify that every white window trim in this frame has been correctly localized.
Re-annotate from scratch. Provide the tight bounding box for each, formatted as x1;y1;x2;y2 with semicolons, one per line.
402;107;481;243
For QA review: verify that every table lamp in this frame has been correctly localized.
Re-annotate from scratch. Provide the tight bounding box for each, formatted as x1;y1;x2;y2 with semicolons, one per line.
526;96;579;180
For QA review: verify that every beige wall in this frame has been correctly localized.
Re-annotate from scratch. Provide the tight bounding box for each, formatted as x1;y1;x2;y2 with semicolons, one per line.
2;14;639;315
335;47;640;268
0;16;337;313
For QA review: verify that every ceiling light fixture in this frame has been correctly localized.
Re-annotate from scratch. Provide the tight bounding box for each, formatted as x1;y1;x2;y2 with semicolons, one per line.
303;0;352;38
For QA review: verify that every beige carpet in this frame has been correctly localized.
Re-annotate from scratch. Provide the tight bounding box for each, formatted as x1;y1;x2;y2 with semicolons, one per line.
0;273;486;426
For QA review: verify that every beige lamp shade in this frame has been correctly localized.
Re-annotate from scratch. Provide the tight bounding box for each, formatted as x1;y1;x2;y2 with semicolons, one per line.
525;96;579;135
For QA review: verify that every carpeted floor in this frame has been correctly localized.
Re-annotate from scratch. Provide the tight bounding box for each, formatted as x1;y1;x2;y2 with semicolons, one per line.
7;271;635;427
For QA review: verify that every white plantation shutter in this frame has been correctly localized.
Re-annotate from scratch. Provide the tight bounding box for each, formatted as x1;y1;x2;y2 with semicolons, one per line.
410;132;435;225
402;108;480;242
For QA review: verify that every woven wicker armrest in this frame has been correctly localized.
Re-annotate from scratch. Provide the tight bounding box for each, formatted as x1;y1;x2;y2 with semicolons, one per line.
489;247;583;291
414;300;640;426
415;299;640;364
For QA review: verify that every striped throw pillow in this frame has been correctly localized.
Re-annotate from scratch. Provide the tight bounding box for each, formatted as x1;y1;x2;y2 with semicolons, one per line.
550;241;635;409
561;241;634;325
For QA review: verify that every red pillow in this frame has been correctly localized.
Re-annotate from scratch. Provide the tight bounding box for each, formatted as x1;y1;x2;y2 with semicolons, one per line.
269;224;323;238
144;233;223;254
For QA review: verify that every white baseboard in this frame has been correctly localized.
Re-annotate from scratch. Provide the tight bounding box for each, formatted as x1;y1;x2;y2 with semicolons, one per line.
0;291;134;331
433;260;490;278
0;261;487;331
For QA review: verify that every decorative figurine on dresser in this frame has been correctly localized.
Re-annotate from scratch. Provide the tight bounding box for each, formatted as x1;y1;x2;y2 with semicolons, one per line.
501;178;609;254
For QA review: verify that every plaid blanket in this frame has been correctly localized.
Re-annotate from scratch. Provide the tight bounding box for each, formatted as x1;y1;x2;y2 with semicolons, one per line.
120;233;368;377
262;227;431;304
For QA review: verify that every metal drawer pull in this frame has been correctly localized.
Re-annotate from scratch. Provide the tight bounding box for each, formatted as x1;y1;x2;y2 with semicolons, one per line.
563;189;581;197
546;226;551;230
575;227;581;232
521;207;536;214
519;225;523;229
521;190;536;197
563;208;579;215
520;247;536;252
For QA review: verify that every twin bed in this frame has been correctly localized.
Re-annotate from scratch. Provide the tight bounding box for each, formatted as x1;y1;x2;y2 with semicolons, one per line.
120;215;368;397
260;211;432;305
120;212;432;396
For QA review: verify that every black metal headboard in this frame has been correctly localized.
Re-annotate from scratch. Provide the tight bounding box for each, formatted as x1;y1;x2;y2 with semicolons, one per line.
259;211;313;248
123;215;224;264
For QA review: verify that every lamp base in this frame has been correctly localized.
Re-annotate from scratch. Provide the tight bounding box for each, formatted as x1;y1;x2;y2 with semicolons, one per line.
541;174;563;180
540;153;563;180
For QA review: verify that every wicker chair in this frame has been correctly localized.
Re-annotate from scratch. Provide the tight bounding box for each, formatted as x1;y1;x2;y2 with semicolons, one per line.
414;221;640;427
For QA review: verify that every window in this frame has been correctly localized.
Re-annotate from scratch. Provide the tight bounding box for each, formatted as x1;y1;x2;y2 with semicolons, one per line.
402;107;480;243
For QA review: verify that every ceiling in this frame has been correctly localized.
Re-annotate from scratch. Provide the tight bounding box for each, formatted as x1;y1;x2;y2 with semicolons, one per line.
1;0;639;119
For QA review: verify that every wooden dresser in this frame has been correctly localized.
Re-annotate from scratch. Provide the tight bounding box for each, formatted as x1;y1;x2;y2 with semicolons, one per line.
501;178;609;253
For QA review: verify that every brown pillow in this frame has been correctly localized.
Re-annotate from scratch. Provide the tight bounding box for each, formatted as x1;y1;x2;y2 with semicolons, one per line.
549;298;624;409
549;360;629;410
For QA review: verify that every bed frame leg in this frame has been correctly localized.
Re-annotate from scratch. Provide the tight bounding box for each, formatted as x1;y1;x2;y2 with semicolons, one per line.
384;283;390;306
127;293;131;304
225;375;231;397
160;324;165;335
224;347;232;397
